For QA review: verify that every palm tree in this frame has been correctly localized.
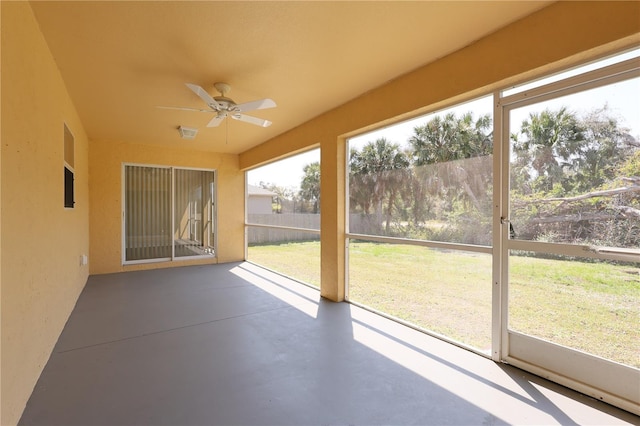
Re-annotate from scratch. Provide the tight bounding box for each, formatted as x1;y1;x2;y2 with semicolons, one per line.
299;162;320;213
511;107;584;193
349;138;409;233
409;112;493;215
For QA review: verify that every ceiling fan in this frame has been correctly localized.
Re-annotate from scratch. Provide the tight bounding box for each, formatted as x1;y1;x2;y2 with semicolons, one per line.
161;82;276;128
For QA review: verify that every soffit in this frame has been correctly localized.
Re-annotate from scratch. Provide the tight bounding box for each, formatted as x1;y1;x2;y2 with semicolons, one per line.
29;1;552;154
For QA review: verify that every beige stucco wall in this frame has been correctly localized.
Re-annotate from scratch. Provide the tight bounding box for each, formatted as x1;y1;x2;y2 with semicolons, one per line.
89;140;245;275
239;0;640;301
1;2;91;425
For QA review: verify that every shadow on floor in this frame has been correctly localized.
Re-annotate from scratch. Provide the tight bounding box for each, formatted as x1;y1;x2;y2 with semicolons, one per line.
19;262;638;425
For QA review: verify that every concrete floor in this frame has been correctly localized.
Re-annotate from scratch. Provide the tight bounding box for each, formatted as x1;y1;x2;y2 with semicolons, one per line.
20;262;639;425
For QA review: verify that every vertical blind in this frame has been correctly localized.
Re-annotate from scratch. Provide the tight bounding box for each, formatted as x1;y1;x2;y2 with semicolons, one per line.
124;165;215;262
174;169;215;257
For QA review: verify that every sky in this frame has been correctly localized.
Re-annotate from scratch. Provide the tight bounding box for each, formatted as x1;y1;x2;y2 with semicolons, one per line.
247;148;320;191
247;49;639;191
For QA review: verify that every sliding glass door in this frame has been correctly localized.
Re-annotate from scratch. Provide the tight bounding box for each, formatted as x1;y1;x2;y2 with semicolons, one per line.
124;165;172;261
123;165;216;263
174;169;216;257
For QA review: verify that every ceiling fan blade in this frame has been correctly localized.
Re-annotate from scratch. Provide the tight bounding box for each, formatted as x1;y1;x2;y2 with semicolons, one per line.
235;98;276;113
185;83;221;109
156;106;211;113
206;114;225;127
232;113;272;127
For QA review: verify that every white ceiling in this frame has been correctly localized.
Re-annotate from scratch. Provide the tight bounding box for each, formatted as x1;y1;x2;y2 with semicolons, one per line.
30;1;552;154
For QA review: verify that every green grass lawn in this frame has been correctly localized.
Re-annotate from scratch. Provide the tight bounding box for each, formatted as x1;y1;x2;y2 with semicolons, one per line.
509;255;640;365
248;240;322;288
248;240;640;368
348;242;493;352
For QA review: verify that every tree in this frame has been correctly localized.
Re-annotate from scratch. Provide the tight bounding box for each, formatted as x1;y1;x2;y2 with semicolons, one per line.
349;138;409;233
571;105;636;192
258;182;295;213
510;106;639;247
511;107;584;194
409;112;493;217
299;162;320;213
411;112;492;165
349;147;375;215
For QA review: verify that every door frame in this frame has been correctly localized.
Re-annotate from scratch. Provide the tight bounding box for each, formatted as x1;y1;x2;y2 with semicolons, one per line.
493;58;640;414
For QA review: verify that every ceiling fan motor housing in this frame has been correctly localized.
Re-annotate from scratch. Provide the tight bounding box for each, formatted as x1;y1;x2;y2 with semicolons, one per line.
212;96;238;112
213;82;231;95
